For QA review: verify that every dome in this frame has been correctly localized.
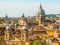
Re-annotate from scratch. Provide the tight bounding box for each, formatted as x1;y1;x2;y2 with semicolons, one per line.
41;9;45;15
22;25;28;30
21;13;25;18
38;5;45;16
6;26;10;30
5;14;8;18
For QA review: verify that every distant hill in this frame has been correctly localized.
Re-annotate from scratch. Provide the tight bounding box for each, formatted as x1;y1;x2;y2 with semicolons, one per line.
46;14;56;18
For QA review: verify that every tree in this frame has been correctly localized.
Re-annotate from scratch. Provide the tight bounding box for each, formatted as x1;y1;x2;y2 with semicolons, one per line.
21;42;26;45
30;39;43;45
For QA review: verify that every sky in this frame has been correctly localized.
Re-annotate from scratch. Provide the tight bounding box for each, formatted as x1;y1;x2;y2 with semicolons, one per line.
0;0;60;17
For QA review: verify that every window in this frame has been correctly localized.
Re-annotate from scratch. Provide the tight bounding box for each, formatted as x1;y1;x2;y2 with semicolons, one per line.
58;34;60;38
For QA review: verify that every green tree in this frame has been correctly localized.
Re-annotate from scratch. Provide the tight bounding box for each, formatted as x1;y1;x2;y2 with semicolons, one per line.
21;42;26;45
30;39;42;45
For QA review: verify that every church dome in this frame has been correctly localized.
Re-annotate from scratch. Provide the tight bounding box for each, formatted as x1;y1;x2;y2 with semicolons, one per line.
38;4;45;16
41;9;45;15
22;25;28;30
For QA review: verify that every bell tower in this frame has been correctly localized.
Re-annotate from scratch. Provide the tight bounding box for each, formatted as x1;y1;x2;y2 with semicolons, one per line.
4;29;10;40
21;24;28;41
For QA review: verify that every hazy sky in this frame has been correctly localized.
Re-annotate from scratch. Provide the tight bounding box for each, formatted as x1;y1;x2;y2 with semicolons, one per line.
0;0;60;17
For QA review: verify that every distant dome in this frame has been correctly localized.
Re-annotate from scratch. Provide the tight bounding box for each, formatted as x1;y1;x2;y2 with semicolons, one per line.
41;9;45;15
38;4;45;16
6;26;10;30
5;14;8;18
21;13;25;18
22;25;28;30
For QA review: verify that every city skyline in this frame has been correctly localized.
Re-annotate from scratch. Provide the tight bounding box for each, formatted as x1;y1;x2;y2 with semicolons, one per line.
0;0;60;17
